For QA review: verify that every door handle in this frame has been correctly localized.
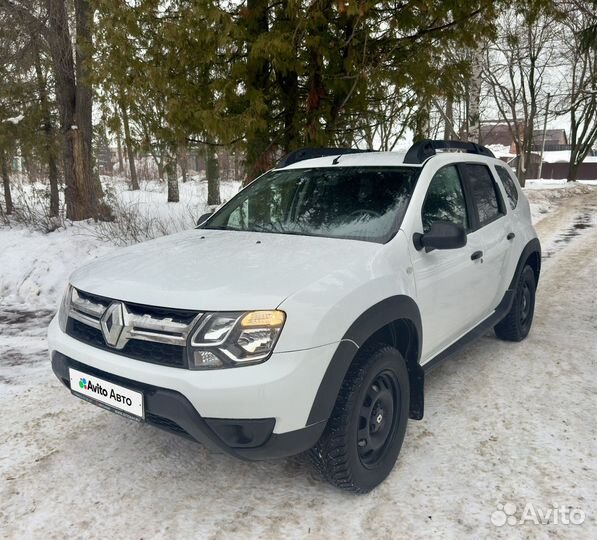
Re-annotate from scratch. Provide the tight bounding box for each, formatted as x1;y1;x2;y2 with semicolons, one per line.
507;232;515;240
471;250;483;261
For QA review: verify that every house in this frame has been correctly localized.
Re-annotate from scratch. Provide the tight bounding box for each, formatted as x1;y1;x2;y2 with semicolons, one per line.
480;123;569;153
480;124;518;151
530;129;568;152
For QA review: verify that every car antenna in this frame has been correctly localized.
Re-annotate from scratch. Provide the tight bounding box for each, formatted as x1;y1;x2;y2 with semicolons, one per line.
332;154;342;165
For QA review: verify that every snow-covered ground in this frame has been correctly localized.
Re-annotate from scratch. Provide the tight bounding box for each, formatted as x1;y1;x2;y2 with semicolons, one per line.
0;180;596;539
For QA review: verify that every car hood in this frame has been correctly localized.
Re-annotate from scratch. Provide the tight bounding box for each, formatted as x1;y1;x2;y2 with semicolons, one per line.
70;229;382;311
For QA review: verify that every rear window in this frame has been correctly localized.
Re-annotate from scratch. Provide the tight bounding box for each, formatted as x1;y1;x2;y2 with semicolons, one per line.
462;164;504;227
495;165;519;209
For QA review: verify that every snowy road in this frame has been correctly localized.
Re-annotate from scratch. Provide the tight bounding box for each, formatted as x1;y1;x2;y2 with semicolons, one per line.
1;191;596;539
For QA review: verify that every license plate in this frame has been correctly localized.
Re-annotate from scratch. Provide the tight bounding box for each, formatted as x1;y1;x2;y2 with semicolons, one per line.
69;368;144;419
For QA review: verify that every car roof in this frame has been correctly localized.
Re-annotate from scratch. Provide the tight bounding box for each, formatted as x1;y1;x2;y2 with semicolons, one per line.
275;140;499;171
276;150;504;171
278;151;415;170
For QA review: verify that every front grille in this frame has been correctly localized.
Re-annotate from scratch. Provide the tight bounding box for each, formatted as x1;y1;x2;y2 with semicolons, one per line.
65;289;201;369
67;319;187;367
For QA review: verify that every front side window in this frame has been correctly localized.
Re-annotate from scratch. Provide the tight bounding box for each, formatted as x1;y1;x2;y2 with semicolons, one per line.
463;164;504;226
495;165;519;210
422;165;469;233
203;166;420;243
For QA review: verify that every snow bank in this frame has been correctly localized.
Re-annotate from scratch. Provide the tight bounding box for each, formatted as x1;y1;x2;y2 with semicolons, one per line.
541;150;597;164
1;177;241;308
524;182;596;224
0;226;114;309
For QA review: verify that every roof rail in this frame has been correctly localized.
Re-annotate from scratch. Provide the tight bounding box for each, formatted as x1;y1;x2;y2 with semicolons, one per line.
403;139;495;164
277;147;372;168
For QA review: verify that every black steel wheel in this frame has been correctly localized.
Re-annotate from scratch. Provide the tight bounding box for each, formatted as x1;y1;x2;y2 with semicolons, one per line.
310;343;409;493
357;370;400;468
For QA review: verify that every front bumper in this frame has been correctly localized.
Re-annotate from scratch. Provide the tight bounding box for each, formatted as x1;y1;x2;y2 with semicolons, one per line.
48;315;333;459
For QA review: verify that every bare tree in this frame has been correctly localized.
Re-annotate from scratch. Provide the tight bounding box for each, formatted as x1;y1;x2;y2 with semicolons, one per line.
557;3;597;182
483;7;559;185
354;85;414;150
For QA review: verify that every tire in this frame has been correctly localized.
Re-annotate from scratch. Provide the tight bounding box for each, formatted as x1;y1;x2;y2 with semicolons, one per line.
310;343;410;493
495;265;536;342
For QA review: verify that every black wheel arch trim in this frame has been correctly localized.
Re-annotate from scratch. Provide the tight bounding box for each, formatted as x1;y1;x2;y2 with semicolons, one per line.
306;295;422;426
510;237;541;290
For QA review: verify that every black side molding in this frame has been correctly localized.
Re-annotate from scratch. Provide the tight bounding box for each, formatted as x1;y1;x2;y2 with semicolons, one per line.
422;288;514;374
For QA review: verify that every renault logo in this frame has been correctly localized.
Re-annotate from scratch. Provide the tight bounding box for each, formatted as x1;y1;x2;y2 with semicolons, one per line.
100;302;126;348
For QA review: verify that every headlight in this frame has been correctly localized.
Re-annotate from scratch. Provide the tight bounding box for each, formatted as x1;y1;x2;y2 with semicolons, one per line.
189;310;286;369
58;284;73;332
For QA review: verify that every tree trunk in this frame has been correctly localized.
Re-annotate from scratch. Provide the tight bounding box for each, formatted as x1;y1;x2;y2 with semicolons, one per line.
1;152;13;215
165;154;179;202
116;129;124;174
513;141;526;187
413;103;430;142
48;147;59;217
33;41;59;218
178;144;188;183
305;8;327;148
467;45;483;143
206;145;220;206
444;96;456;140
567;151;580;183
244;0;271;184
120;101;139;190
47;0;99;220
75;0;103;203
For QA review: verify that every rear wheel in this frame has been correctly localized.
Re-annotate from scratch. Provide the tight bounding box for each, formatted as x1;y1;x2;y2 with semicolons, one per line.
310;343;409;493
495;265;536;341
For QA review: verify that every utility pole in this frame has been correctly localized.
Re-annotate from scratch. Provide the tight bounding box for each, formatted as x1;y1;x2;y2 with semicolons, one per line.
537;92;551;180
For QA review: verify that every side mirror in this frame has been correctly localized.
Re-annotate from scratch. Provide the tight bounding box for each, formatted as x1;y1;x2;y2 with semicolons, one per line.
197;211;214;226
413;221;467;252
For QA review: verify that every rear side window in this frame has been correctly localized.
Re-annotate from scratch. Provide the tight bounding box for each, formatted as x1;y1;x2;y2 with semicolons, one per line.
422;165;469;233
462;164;504;226
495;165;519;209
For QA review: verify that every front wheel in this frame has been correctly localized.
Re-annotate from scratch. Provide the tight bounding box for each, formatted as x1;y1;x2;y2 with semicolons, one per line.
310;343;409;493
495;265;536;342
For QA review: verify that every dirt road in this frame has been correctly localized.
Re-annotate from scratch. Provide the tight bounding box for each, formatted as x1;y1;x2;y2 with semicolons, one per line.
1;191;596;540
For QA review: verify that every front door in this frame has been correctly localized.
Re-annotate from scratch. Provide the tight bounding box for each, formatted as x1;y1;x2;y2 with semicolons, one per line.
409;164;487;362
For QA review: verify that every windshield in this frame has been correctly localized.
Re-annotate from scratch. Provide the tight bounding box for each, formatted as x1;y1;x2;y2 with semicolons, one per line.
202;166;420;243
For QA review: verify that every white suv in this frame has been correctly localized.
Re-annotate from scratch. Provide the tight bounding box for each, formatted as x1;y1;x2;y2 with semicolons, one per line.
48;140;541;493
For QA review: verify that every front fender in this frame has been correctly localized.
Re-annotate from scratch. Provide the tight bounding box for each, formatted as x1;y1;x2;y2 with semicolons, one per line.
306;295;422;425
